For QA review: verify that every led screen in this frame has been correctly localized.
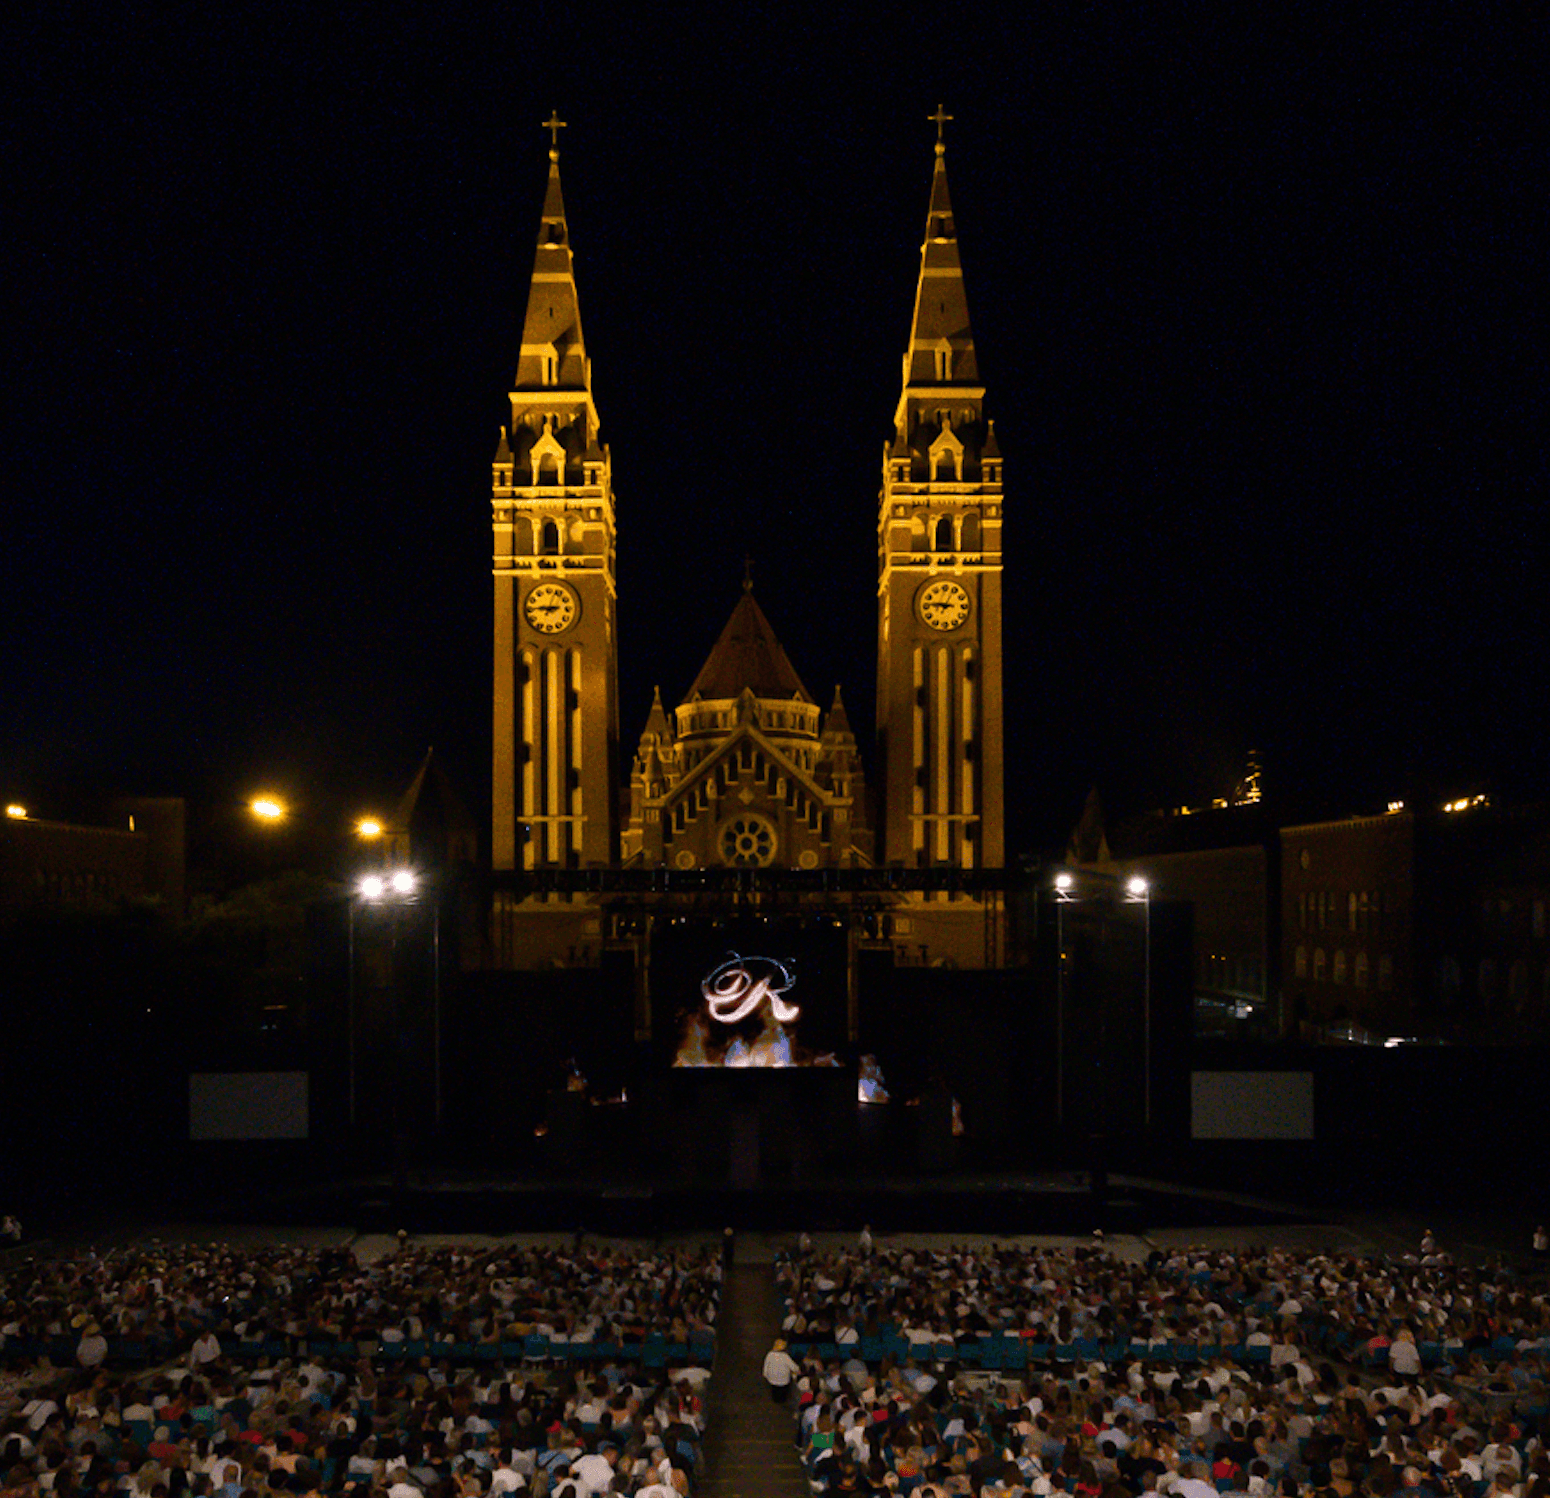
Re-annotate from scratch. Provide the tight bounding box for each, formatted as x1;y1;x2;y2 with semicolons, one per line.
189;1071;309;1140
1190;1070;1314;1139
652;916;847;1067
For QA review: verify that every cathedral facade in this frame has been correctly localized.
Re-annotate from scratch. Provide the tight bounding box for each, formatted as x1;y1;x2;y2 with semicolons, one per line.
489;121;1005;981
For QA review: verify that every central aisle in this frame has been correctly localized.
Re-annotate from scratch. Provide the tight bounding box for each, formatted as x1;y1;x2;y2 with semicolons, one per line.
698;1260;811;1498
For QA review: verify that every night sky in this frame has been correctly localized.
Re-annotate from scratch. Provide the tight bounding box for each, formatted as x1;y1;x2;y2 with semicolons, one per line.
7;7;1544;858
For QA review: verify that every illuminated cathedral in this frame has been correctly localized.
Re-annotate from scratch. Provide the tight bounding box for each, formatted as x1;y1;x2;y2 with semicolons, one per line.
488;113;1006;991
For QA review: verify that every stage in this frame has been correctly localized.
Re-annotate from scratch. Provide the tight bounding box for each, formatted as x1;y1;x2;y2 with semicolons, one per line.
232;1155;1316;1239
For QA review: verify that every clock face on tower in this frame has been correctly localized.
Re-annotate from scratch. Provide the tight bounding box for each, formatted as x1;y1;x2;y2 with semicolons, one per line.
917;578;971;631
524;581;579;634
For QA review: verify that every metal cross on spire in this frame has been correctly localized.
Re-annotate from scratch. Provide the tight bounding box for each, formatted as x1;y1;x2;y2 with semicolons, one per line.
543;110;567;159
929;103;953;151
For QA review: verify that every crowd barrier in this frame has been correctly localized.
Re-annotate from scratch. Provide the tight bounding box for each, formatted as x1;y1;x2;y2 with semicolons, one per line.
1;1329;717;1371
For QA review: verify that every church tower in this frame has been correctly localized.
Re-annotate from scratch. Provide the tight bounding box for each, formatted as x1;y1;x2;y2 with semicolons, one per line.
492;119;619;886
876;113;1005;963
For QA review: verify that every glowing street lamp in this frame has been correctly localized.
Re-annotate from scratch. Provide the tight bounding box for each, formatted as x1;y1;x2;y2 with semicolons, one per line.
1053;871;1076;1127
349;866;440;1146
250;796;286;821
4;805;26;820
1125;874;1152;1129
356;817;384;840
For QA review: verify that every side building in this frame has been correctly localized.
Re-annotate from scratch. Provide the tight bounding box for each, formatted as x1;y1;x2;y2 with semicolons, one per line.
1087;790;1550;1044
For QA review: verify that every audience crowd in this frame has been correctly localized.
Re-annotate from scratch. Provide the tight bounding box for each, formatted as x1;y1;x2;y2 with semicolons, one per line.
777;1245;1549;1498
0;1240;720;1498
6;1234;1547;1498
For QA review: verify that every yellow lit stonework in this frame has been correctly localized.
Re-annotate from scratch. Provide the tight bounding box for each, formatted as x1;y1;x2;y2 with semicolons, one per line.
874;129;1005;968
490;119;1005;973
621;585;871;874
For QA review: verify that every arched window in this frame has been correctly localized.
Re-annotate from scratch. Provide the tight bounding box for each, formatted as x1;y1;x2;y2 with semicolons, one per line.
1294;945;1307;979
934;516;954;551
1333;951;1347;986
1438;956;1461;1006
1313;949;1326;983
1509;959;1529;1011
1478;958;1499;1005
540;520;560;555
960;513;981;550
1355;952;1369;989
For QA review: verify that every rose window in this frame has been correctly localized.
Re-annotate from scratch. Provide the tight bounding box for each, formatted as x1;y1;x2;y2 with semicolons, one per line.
719;815;777;867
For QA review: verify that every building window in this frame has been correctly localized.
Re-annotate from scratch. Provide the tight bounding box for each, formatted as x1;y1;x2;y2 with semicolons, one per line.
718;814;777;867
934;516;954;551
1438;956;1461;1005
1478;958;1498;1004
1333;951;1347;986
1509;960;1530;1011
1313;948;1326;984
1348;892;1358;932
1355;952;1369;989
1294;946;1307;979
541;520;560;554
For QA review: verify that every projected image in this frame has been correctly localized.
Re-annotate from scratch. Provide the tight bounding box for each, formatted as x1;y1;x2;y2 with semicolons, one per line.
675;952;836;1067
655;917;848;1068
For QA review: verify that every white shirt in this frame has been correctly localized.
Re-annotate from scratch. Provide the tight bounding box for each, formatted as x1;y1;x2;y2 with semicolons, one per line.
571;1452;615;1494
762;1348;800;1387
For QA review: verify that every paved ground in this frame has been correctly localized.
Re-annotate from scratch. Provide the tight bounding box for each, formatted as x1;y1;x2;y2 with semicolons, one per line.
698;1261;810;1498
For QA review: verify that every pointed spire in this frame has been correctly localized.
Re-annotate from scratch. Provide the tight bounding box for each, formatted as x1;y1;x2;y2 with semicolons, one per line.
641;685;671;744
514;114;589;394
685;588;813;705
1066;786;1112;866
896;109;981;441
822;684;855;742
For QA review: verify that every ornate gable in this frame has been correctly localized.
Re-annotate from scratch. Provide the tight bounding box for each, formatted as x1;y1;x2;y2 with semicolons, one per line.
625;715;867;870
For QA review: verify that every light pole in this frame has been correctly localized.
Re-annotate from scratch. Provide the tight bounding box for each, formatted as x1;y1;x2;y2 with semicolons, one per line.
247;802;387;1133
354;868;442;1182
1125;875;1152;1130
1054;871;1074;1131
